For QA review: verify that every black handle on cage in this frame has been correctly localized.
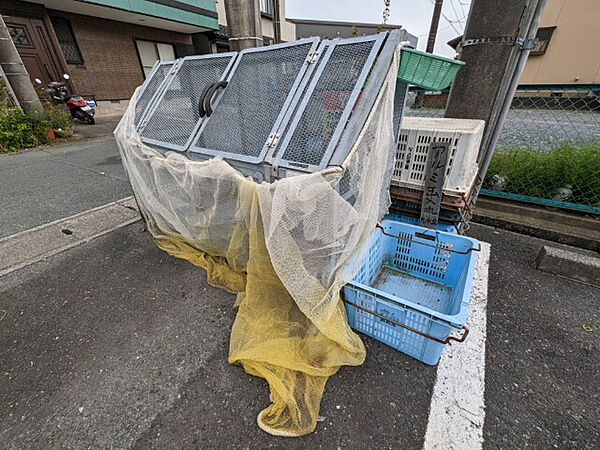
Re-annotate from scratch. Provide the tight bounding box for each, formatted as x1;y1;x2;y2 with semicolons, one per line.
198;81;228;118
342;296;469;345
203;81;228;117
375;224;481;254
198;83;214;118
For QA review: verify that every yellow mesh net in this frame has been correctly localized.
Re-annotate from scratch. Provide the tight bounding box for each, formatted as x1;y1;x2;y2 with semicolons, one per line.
115;49;399;436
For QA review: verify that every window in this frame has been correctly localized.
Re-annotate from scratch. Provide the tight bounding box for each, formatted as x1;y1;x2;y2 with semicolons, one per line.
530;26;556;56
50;17;84;65
174;43;196;58
135;40;175;77
7;26;29;45
260;0;274;17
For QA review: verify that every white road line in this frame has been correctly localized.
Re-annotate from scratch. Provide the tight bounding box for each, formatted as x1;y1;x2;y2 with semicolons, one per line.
423;243;491;450
0;197;140;278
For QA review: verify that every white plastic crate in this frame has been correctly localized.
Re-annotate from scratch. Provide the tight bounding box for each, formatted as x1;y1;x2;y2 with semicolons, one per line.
392;117;485;195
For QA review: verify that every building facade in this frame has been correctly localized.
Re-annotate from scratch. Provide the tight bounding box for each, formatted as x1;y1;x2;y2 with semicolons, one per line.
1;0;295;107
447;0;599;86
519;0;599;85
1;0;219;103
289;18;402;40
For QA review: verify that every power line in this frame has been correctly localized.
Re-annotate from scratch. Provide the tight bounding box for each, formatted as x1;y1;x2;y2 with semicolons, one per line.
457;0;467;18
428;0;463;35
449;0;464;32
416;21;461;38
441;9;463;34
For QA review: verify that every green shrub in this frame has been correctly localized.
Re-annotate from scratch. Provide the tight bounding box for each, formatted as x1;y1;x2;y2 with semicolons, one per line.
485;141;600;205
44;104;73;131
0;105;72;153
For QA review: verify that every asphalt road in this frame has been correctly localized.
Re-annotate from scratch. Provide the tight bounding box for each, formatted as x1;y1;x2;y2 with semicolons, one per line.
0;138;131;238
469;225;600;450
0;137;598;448
0;222;598;448
0;224;435;449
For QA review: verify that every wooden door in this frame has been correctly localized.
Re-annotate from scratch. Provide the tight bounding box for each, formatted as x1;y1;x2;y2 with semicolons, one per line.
3;15;61;85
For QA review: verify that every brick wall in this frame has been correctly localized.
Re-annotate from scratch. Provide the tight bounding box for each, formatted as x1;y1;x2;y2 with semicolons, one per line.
49;11;193;100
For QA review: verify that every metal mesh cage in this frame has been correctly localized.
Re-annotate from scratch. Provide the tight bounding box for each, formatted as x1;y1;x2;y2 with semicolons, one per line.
277;38;379;168
114;32;404;437
268;42;330;161
135;63;174;127
135;32;407;183
191;41;316;161
140;55;235;150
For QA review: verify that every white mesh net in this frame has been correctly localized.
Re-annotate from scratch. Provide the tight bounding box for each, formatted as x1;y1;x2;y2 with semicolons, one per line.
114;46;400;437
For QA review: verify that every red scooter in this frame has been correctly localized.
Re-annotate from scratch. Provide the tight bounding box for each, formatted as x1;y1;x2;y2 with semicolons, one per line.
35;74;95;124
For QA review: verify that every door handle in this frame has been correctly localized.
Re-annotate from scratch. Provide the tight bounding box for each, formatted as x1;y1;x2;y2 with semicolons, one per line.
43;63;53;81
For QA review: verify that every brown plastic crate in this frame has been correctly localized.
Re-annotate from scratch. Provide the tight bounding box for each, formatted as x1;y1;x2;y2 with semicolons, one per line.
389;174;481;211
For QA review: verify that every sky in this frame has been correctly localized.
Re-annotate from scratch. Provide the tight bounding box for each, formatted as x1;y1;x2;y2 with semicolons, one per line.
286;0;471;57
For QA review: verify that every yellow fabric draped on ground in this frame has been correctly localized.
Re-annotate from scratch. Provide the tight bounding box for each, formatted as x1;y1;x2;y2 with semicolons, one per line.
153;187;365;436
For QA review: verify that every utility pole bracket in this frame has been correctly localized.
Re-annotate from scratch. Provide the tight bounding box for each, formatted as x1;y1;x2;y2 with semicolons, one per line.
460;36;539;50
520;38;539;50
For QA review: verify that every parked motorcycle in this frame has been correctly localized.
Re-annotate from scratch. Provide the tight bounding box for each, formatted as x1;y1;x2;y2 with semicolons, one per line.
35;74;95;125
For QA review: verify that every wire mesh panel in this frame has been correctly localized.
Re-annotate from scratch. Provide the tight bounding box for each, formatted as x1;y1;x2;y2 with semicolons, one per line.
404;85;600;214
139;53;236;151
273;34;385;171
190;38;319;163
486;86;600;214
264;41;331;168
135;61;174;128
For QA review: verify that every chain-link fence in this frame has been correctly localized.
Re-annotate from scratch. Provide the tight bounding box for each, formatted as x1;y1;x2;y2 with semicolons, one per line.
404;85;600;214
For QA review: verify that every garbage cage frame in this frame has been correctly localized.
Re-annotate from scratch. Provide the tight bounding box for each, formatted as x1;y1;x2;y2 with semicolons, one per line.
269;33;387;174
135;60;177;129
138;51;238;153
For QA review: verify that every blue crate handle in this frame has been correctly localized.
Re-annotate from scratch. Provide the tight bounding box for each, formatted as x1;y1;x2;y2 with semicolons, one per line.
376;224;481;254
341;294;469;344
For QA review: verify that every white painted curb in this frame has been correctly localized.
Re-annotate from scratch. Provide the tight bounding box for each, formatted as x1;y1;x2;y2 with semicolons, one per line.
423;243;491;450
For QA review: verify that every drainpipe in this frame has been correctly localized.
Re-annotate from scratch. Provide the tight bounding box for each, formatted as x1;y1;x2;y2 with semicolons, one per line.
273;0;281;44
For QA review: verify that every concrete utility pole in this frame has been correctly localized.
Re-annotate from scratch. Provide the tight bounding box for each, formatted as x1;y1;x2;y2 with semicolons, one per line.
273;0;281;44
415;0;444;107
444;0;546;179
224;0;263;51
0;63;20;108
0;15;43;113
426;0;444;54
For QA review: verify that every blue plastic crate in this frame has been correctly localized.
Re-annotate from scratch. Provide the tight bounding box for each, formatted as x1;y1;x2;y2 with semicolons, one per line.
384;212;458;234
343;219;479;365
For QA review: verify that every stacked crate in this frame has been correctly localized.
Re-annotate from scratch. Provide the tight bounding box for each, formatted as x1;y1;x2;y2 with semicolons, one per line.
389;117;485;232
